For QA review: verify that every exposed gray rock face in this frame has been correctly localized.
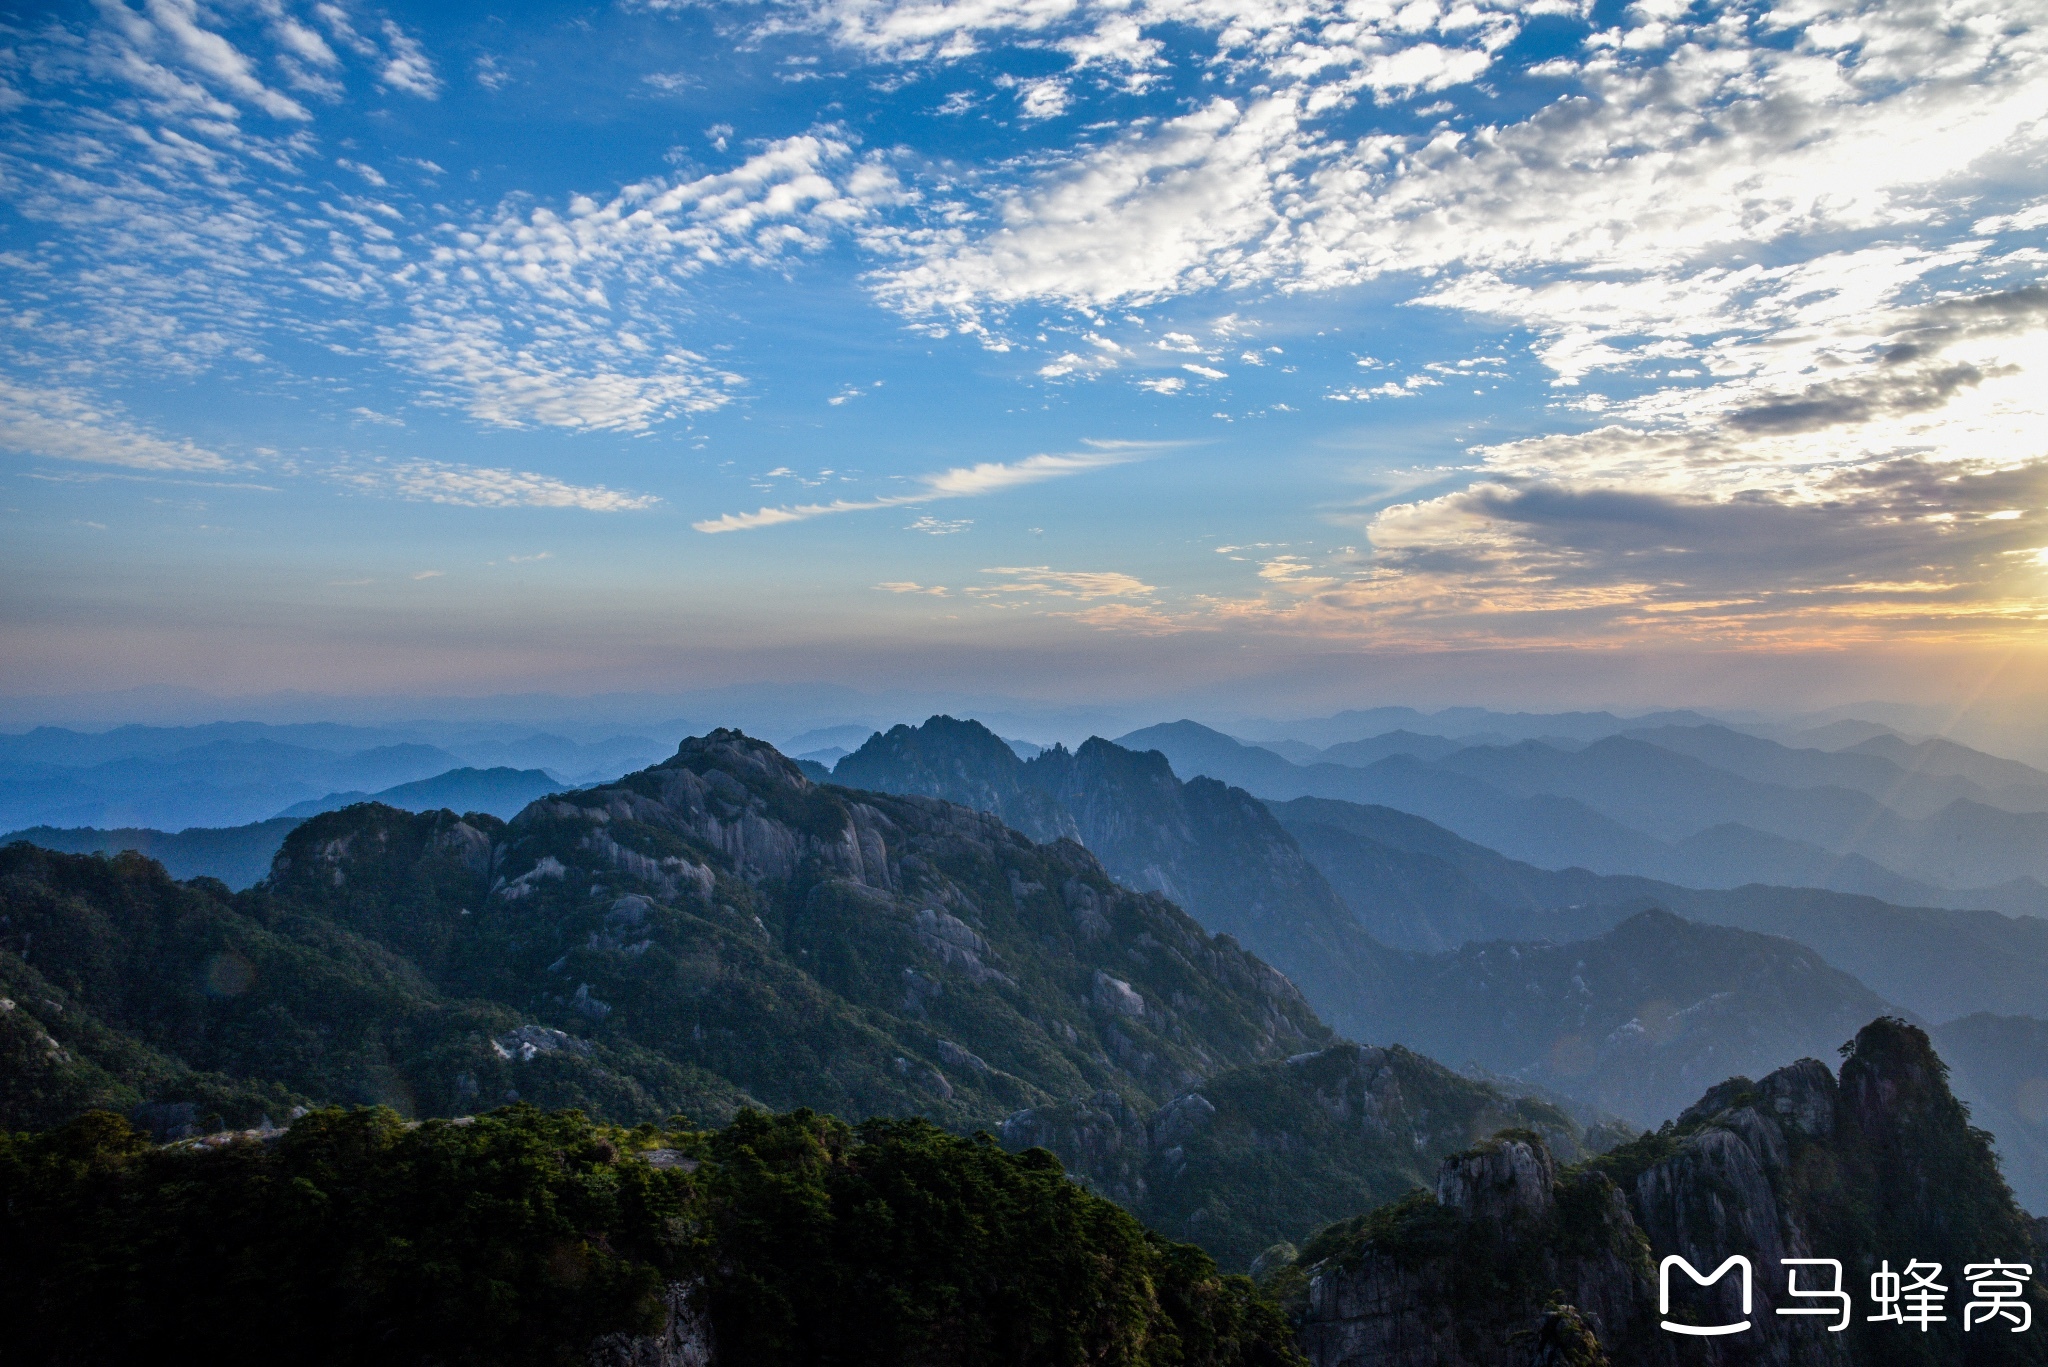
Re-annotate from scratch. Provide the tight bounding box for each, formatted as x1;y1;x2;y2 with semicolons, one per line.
518;745;897;895
492;1024;592;1061
832;717;1398;1042
1150;1091;1216;1148
1000;1090;1151;1205
1436;1136;1554;1223
1295;1057;1877;1367
1092;971;1146;1018
1297;1140;1666;1367
588;1280;715;1367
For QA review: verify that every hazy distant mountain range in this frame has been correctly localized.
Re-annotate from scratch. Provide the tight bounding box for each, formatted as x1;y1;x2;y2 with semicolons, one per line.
14;718;2048;1247
0;722;670;832
4;767;573;888
1124;719;2048;915
275;766;567;820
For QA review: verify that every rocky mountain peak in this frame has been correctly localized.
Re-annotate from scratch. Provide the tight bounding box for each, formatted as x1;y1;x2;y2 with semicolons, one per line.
834;716;1077;845
1436;1134;1556;1223
827;715;1393;1042
662;727;814;790
1291;1021;2046;1366
1838;1013;1956;1132
221;731;1336;1134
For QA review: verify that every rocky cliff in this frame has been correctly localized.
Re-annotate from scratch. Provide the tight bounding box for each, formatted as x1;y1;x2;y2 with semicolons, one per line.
1285;1018;2047;1366
835;717;1397;1041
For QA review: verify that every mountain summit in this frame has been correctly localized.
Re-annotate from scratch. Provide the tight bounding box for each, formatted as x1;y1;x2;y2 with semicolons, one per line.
836;716;1397;1040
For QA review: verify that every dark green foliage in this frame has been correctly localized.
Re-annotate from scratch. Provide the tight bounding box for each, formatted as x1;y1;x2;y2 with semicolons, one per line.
1275;1159;1660;1365
0;727;1326;1159
699;1110;1300;1366
0;1106;683;1366
0;1105;1302;1367
0;840;739;1130
1125;1043;1582;1270
0;943;300;1133
1513;1304;1610;1367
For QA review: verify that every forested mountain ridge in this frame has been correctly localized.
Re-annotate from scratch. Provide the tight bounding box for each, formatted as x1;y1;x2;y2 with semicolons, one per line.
2;728;1602;1277
1;729;1330;1139
785;721;2048;1217
1365;909;1897;1127
998;1039;1598;1272
11;732;2048;1363
836;718;1398;1041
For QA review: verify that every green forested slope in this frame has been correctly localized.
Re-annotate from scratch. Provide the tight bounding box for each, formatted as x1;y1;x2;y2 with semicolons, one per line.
0;1105;1299;1367
0;729;1328;1137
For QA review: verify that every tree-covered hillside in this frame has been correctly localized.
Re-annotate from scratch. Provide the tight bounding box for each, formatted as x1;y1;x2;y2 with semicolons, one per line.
0;1104;1300;1367
0;729;1329;1139
1001;1041;1595;1271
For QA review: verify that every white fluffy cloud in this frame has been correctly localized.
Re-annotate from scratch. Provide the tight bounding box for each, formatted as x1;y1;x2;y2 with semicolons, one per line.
827;0;2048;638
339;459;660;511
975;566;1155;597
873;0;2048;321
0;381;235;472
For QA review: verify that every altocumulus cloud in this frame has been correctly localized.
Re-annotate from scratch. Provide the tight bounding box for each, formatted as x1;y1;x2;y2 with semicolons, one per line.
0;383;236;474
339;460;660;512
2;0;2045;651
0;7;896;438
773;0;2048;639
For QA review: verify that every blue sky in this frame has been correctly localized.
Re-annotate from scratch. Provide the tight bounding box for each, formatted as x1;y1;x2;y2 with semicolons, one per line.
3;0;2046;713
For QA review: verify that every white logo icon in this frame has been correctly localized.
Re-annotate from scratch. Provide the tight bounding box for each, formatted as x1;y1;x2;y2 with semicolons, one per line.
1661;1255;1752;1336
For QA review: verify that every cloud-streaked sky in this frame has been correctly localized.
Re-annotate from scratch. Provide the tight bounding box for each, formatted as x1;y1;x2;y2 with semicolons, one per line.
3;0;2045;710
